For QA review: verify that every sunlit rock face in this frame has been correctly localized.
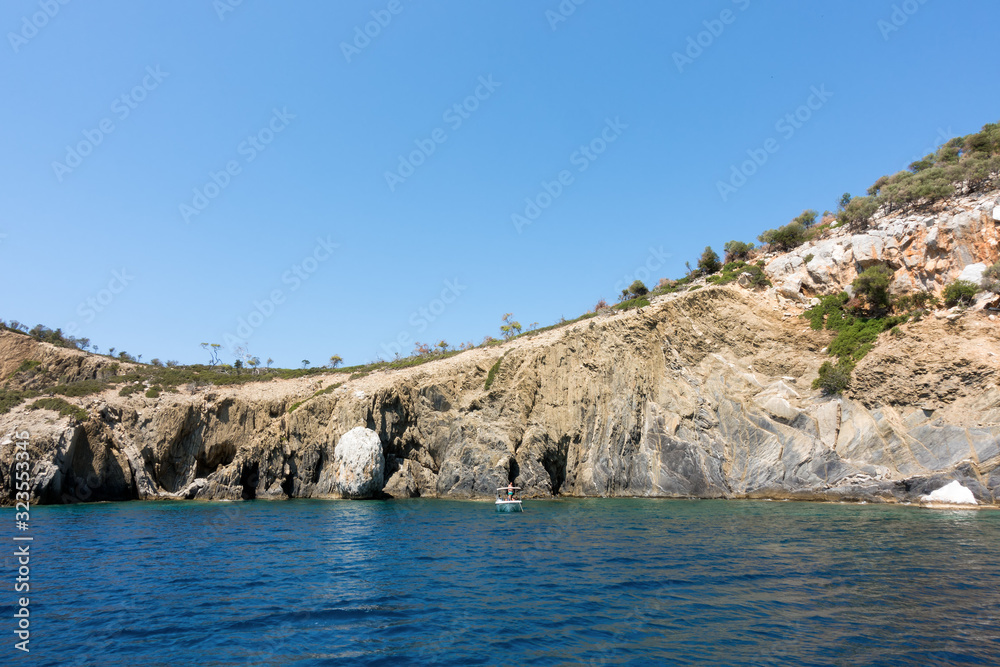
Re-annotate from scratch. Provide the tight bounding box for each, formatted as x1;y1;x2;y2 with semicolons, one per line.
763;190;1000;298
2;190;1000;507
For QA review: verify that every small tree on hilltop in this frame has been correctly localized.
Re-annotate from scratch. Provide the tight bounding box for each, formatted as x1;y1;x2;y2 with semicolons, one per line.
301;360;310;369
838;192;852;212
436;341;449;353
838;196;879;229
201;342;222;367
697;246;721;275
793;209;819;228
852;265;894;317
328;355;343;369
629;280;648;297
758;222;807;251
723;240;754;263
500;313;522;340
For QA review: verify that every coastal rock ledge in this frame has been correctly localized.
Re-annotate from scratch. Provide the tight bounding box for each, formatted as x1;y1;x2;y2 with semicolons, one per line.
1;189;999;507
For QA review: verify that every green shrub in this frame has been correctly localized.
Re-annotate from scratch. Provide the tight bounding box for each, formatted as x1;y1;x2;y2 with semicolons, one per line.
51;380;109;397
813;361;853;395
0;389;40;415
804;291;907;365
118;384;143;397
827;318;897;362
706;260;747;285
805;293;850;330
803;254;814;264
942;280;979;307
893;291;938;312
758;222;806;251
484;356;504;390
14;360;41;375
615;297;650;310
145;386;162;398
628;280;648;297
740;264;771;289
28;397;88;422
852;265;894;317
982;262;1000;293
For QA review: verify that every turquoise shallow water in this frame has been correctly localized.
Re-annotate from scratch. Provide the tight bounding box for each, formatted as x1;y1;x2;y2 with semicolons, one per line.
4;498;1000;665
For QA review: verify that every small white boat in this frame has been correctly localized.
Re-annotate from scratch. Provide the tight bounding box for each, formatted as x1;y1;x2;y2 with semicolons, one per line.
495;486;523;513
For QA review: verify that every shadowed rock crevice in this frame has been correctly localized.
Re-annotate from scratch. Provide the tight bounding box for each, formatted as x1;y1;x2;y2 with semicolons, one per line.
240;461;259;500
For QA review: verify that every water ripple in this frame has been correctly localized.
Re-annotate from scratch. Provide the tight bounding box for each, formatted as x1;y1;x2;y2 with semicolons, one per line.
8;498;1000;665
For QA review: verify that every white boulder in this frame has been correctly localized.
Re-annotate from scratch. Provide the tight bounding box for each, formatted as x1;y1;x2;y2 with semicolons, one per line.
957;263;987;285
777;276;803;300
920;480;977;506
332;426;385;498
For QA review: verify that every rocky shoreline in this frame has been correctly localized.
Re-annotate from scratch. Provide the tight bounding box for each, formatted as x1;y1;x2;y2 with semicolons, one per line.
2;191;999;508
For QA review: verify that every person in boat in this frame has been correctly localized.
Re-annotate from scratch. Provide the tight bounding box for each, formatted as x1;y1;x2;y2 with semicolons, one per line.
507;482;515;500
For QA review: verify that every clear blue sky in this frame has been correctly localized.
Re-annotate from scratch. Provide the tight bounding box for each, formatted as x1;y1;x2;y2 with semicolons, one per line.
2;0;999;367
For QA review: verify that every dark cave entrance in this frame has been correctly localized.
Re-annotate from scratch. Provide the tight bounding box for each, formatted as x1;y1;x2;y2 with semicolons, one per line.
508;457;520;484
240;462;259;500
542;436;570;495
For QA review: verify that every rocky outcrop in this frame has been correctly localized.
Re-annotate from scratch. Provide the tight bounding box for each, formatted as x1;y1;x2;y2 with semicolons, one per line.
321;426;384;499
765;190;1000;300
0;331;130;389
2;192;999;508
2;283;998;507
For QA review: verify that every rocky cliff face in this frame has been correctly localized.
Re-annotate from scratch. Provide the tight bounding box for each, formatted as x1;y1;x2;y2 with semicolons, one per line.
766;190;1000;301
2;191;999;507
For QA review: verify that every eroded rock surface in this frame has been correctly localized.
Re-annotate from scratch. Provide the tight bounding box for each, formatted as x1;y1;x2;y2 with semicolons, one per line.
764;191;1000;300
2;191;999;507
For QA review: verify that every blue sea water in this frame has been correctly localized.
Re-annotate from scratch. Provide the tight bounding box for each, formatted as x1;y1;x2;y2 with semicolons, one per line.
3;498;1000;666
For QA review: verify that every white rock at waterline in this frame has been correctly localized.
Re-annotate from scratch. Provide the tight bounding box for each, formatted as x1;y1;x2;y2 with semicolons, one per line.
920;480;977;506
333;426;384;499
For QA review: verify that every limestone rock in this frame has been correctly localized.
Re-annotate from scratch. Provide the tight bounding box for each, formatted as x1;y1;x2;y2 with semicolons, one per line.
329;427;384;499
3;231;1000;509
777;276;803;300
383;460;420;498
920;480;977;506
958;263;987;285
